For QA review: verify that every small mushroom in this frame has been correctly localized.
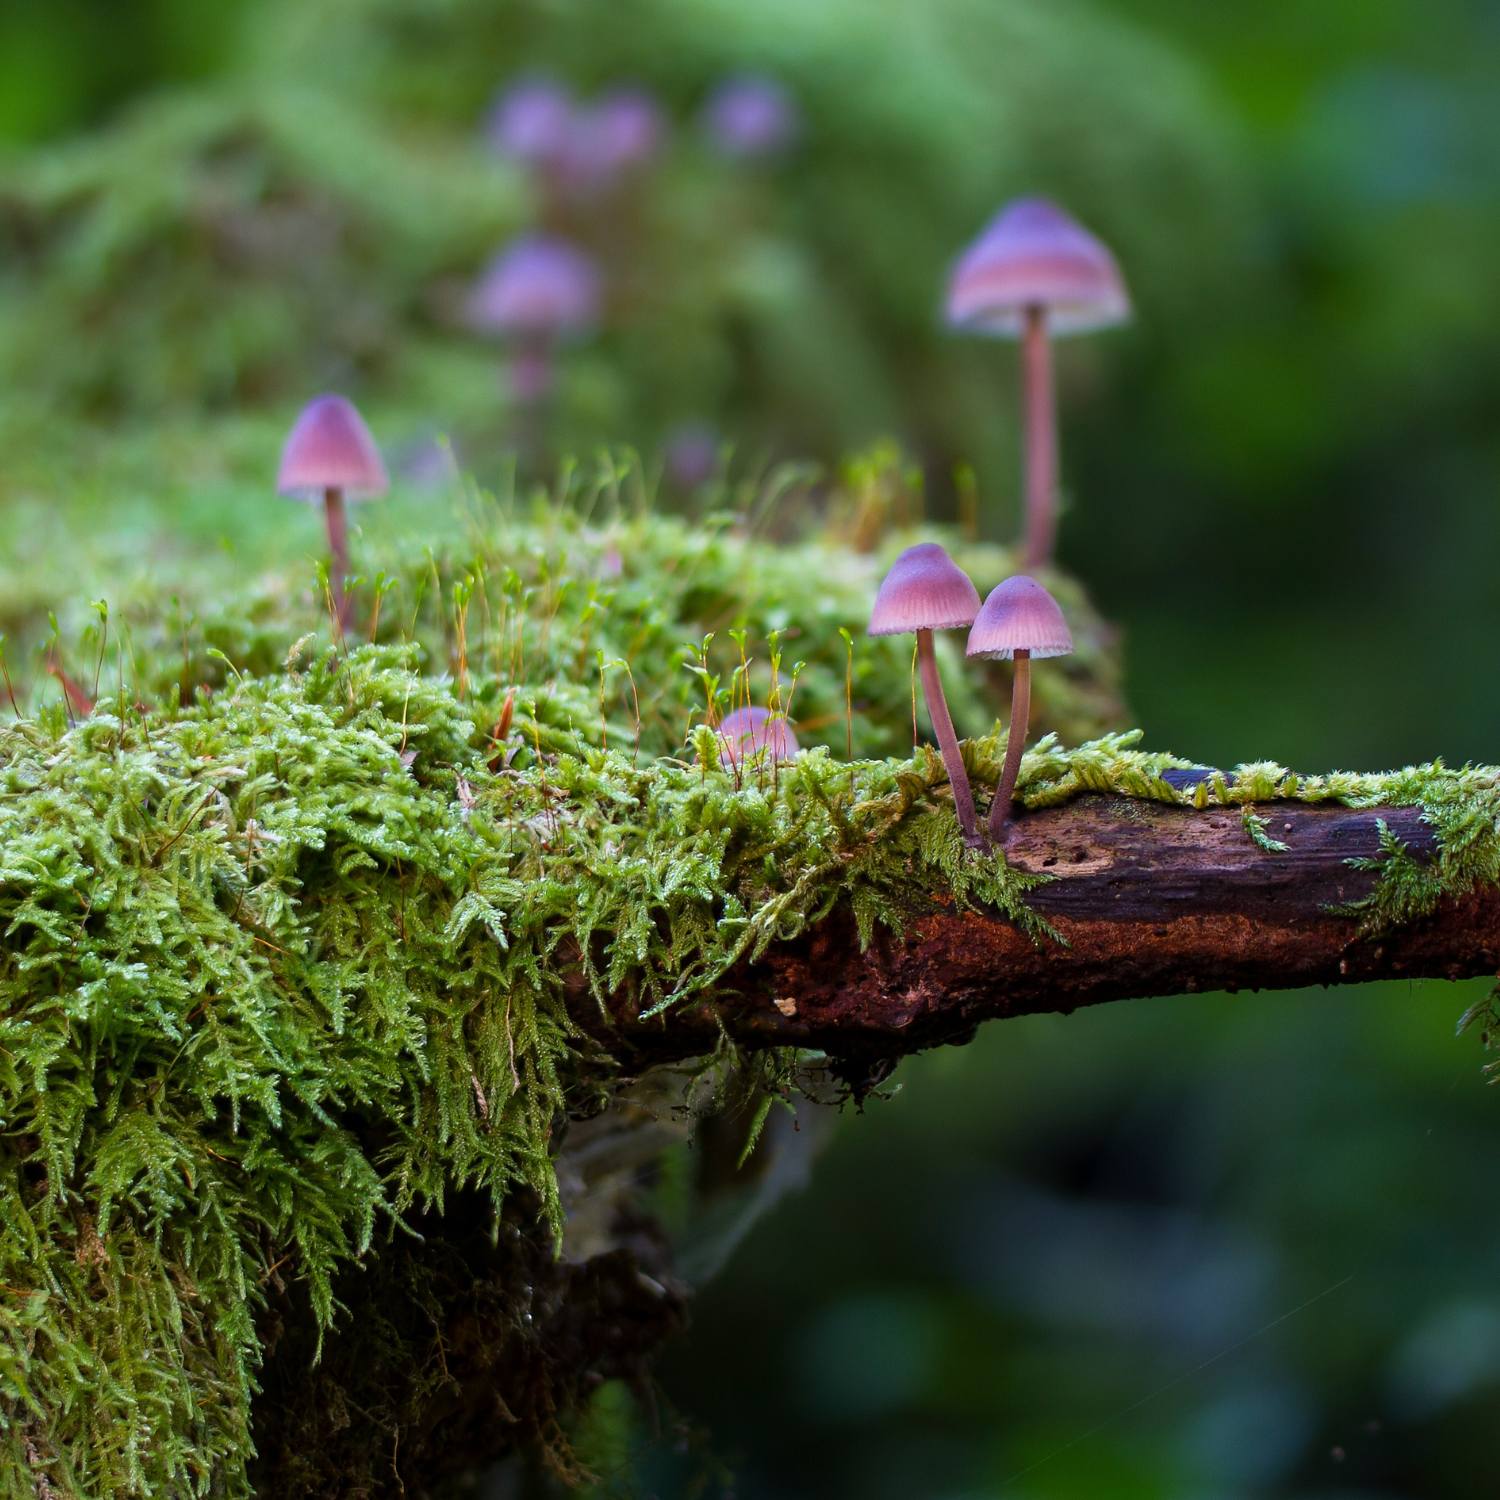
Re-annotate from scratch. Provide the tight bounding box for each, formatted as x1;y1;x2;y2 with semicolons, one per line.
966;575;1073;840
946;198;1129;569
717;706;799;768
468;235;601;460
868;542;983;847
483;76;577;172
702;74;799;158
277;394;389;627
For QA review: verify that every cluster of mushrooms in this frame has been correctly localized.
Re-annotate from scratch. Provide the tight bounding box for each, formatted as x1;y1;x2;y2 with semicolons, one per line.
275;194;1127;846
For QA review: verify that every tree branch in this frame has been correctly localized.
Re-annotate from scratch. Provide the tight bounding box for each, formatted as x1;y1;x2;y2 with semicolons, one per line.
593;796;1500;1062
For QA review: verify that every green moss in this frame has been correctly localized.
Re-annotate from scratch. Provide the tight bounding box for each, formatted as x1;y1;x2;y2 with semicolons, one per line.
3;500;1497;1495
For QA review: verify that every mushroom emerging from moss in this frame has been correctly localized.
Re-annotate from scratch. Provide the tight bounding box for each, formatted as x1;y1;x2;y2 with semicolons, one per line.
717;706;799;768
277;394;389;627
966;575;1073;840
946;198;1129;569
869;543;984;846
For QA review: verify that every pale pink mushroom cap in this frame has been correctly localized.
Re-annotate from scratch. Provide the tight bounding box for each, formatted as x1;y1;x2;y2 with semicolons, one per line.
717;706;799;767
868;542;981;636
946;197;1129;337
468;236;601;340
966;575;1073;660
277;395;389;501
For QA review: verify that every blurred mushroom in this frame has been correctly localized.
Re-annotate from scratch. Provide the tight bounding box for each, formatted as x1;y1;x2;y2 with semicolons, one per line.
702;74;800;158
483;76;577;172
947;198;1129;569
868;542;983;847
277;394;389;626
966;574;1073;840
567;87;667;192
664;423;722;491
717;706;799;768
469;236;602;459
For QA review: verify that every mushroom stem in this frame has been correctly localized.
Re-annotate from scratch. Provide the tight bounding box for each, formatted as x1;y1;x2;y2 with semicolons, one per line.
916;628;983;847
323;485;350;627
990;650;1031;840
1020;304;1058;570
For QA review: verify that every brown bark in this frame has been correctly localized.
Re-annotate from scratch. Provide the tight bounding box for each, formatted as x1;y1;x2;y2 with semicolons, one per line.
591;797;1500;1063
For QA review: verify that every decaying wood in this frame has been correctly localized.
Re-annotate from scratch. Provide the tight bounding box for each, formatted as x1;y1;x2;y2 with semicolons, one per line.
589;797;1500;1063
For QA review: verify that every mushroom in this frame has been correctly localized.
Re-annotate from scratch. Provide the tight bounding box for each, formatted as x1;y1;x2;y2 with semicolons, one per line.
946;198;1129;569
277;394;389;627
702;75;800;158
483;76;577;173
868;542;984;847
717;706;799;768
965;574;1073;840
468;235;601;459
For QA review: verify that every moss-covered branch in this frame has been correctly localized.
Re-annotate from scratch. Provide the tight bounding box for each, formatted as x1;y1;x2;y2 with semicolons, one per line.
595;793;1500;1065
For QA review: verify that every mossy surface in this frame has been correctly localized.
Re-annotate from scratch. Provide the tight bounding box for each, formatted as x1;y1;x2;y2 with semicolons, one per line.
1;501;1497;1496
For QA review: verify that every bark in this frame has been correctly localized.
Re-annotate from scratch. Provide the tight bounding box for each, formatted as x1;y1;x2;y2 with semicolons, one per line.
591;796;1500;1064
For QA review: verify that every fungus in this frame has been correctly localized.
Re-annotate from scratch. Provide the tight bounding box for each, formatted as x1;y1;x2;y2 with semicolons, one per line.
869;542;984;846
702;75;799;158
568;87;666;190
468;236;602;460
277;394;388;627
717;706;799;768
946;198;1129;569
966;574;1073;840
484;77;576;172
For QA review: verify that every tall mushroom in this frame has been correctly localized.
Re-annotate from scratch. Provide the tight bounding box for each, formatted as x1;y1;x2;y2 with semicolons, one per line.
869;543;984;847
277;394;389;628
468;235;601;463
946;198;1129;570
966;574;1073;841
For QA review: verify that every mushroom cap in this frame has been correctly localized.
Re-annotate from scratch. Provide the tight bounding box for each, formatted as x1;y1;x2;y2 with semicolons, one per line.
571;88;666;180
484;77;576;168
966;575;1073;660
277;394;389;501
468;235;601;340
946;197;1129;337
867;542;981;636
717;706;799;767
702;74;799;157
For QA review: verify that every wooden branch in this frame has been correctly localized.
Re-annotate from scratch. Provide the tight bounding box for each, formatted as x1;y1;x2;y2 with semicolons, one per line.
590;797;1500;1063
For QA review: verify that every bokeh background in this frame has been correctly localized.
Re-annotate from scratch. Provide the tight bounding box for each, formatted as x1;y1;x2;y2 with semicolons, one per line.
3;1;1499;1495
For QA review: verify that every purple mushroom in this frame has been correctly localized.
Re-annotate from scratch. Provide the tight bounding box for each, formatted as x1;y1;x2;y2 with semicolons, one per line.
663;423;722;490
868;542;983;847
702;74;799;158
947;198;1129;569
278;394;389;626
566;87;666;191
484;76;577;171
966;575;1073;840
717;706;799;769
469;235;602;342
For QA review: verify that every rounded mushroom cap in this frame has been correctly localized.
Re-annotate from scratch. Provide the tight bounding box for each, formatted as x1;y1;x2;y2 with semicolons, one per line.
717;706;799;767
277;394;389;501
571;88;666;181
868;542;981;636
966;575;1073;660
468;235;601;340
702;74;799;157
484;77;576;169
946;197;1129;337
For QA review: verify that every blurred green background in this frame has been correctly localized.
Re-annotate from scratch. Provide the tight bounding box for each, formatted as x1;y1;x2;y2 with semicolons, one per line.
3;0;1499;1495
